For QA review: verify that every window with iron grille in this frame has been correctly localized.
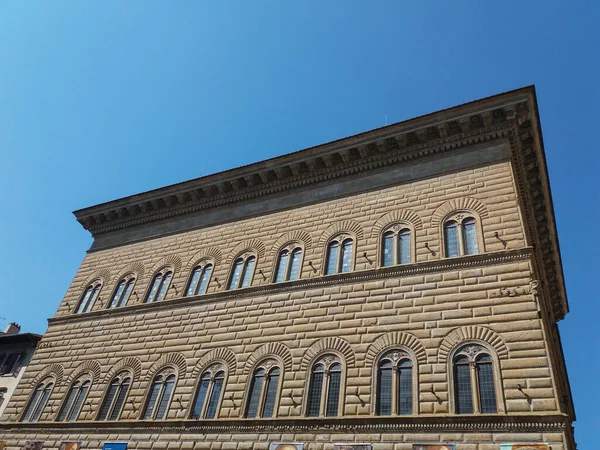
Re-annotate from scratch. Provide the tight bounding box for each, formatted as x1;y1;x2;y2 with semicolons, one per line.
109;275;136;308
274;245;303;282
325;235;354;275
443;213;481;258
191;364;226;419
244;360;281;418
75;282;102;313
228;253;257;290
58;378;91;421
145;268;173;303
22;379;54;422
98;373;131;421
185;262;214;296
381;225;412;266
142;370;177;420
305;355;343;417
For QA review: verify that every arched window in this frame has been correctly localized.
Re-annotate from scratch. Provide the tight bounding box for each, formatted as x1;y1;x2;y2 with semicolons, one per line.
98;373;131;421
108;275;136;308
191;364;226;419
57;379;91;421
245;361;281;418
227;253;256;290
375;350;414;416
142;370;177;420
306;355;343;417
22;379;54;422
443;214;481;257
274;245;303;282
381;225;412;266
75;282;101;313
185;262;213;296
145;268;173;303
452;344;498;414
325;235;354;275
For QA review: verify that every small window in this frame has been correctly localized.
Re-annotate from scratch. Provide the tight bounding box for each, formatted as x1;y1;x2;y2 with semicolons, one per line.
76;282;101;313
444;214;481;257
1;352;23;375
57;379;91;421
22;379;54;422
191;365;226;419
98;374;131;421
452;344;498;414
145;268;173;303
142;371;177;420
185;263;214;296
306;355;343;417
375;350;414;416
381;225;412;266
227;254;257;290
109;276;136;308
245;362;281;418
274;246;303;282
325;236;354;275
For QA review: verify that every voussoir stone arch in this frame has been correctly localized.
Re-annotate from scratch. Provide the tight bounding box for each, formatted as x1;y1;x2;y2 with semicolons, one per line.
146;352;188;380
192;347;237;378
244;342;292;374
148;255;183;277
430;197;489;229
116;261;145;280
226;239;266;264
318;220;364;247
301;337;355;371
30;363;64;387
78;268;112;291
65;360;102;385
371;210;423;238
438;326;509;363
365;332;427;366
272;230;313;253
185;247;223;272
103;356;142;383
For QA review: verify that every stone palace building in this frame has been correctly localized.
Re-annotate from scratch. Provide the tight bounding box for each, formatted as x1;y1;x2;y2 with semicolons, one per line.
0;86;576;450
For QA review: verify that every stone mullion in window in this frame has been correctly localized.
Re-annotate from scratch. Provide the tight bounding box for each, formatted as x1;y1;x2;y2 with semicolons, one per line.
58;382;80;421
143;372;176;420
228;254;257;290
67;380;90;421
261;368;280;418
58;380;91;422
288;248;302;281
76;283;101;313
98;375;131;421
240;256;256;288
453;345;498;414
22;381;53;422
444;214;481;258
146;269;173;303
109;277;136;308
245;369;265;418
326;235;354;275
186;264;213;297
275;247;303;282
155;375;175;419
376;351;414;416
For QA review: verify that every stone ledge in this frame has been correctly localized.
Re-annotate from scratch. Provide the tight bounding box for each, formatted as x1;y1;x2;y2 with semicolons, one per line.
0;413;569;434
50;248;533;325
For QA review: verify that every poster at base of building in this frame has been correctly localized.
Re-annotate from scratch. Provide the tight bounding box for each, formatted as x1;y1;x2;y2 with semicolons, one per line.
499;445;550;450
334;444;372;450
22;441;44;450
102;443;128;450
269;443;303;450
412;445;456;450
59;442;82;450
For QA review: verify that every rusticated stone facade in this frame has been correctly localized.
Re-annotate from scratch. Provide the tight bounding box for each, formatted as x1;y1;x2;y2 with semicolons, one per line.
0;87;576;450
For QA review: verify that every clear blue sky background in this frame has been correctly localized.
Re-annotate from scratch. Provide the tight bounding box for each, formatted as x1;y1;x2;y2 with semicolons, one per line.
0;1;597;446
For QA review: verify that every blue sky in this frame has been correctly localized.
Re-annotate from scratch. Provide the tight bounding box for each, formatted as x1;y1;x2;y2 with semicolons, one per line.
0;1;598;446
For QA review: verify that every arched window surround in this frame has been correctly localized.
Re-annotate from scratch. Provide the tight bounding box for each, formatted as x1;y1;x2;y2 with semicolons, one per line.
447;341;505;414
56;375;92;422
189;362;228;420
107;273;137;309
144;266;174;303
21;377;55;422
441;210;485;258
75;280;102;314
302;352;347;417
378;222;416;267
243;357;284;419
97;371;133;421
140;366;178;420
272;241;305;283
370;347;419;416
227;251;258;290
184;258;215;297
322;232;357;276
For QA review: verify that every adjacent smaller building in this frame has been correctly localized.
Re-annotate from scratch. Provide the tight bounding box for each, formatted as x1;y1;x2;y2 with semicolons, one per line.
0;323;41;420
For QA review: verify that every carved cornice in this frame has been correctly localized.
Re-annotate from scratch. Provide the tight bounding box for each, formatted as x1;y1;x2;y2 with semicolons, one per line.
0;414;570;434
70;86;567;323
50;248;533;325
